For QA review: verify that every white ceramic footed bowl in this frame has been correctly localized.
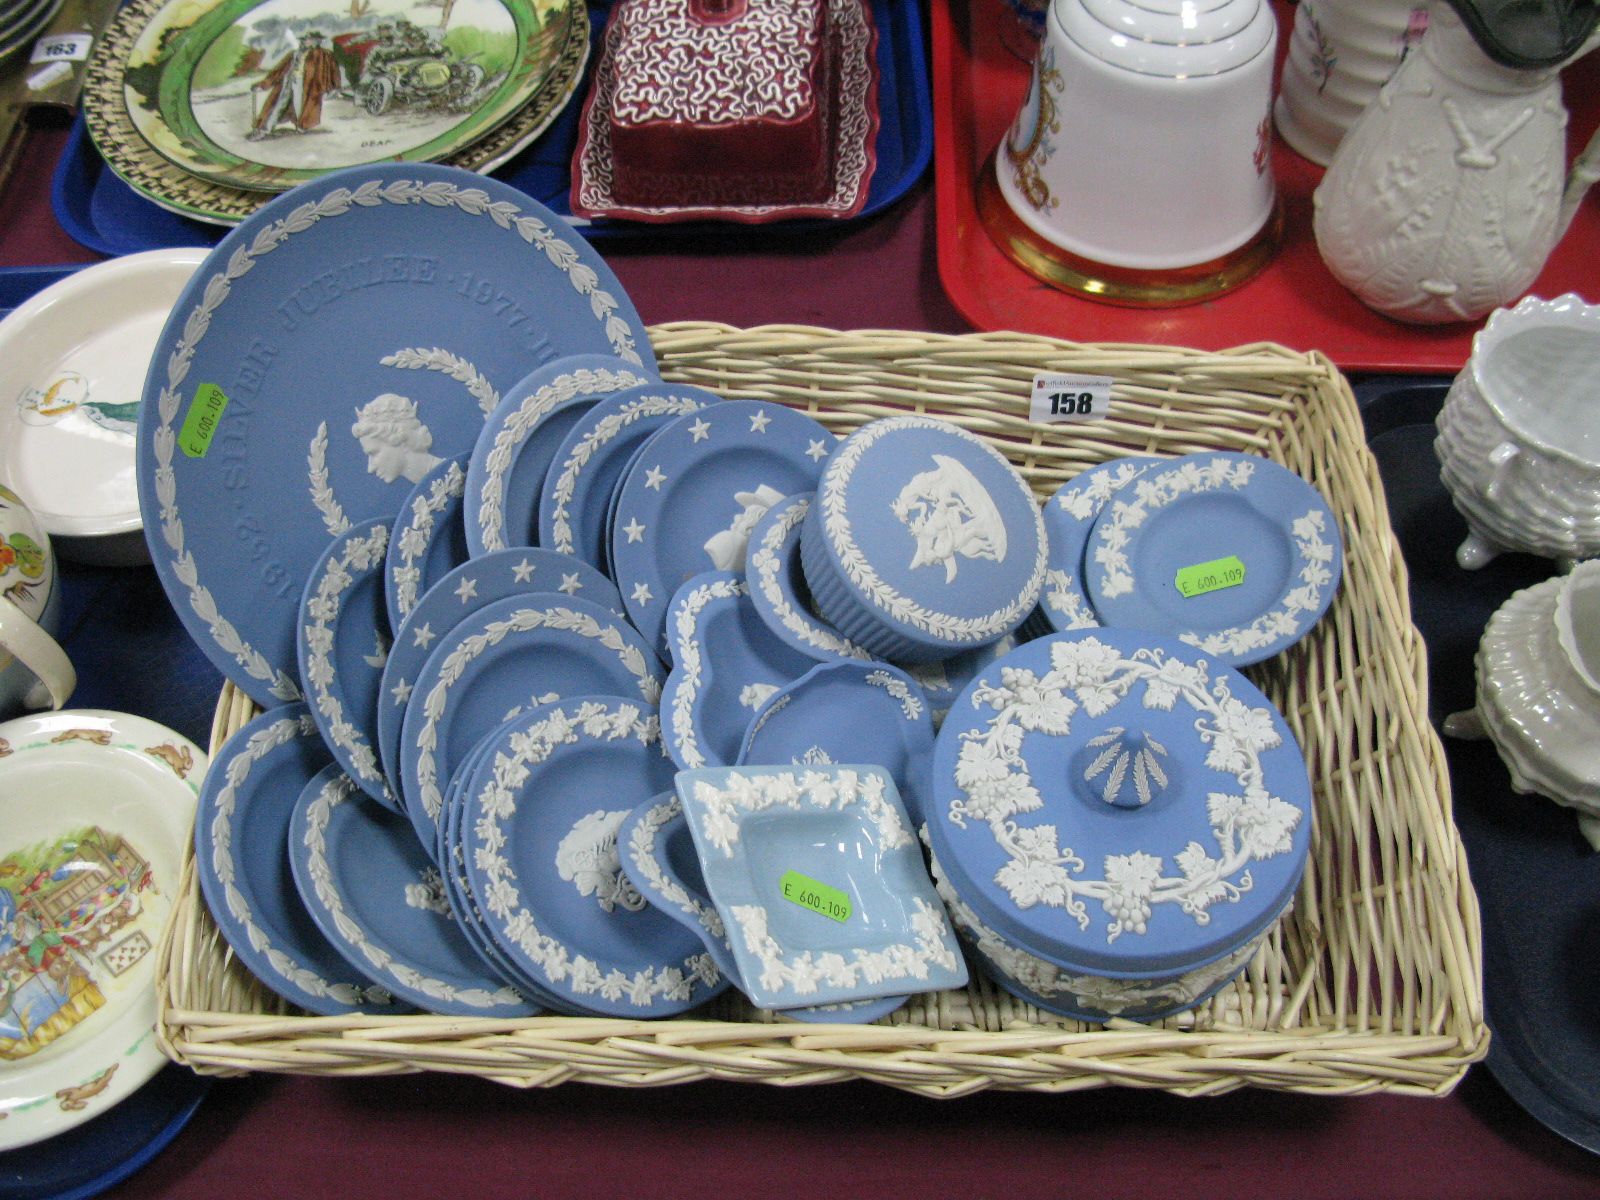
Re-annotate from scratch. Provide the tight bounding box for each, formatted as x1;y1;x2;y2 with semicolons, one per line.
1434;294;1600;569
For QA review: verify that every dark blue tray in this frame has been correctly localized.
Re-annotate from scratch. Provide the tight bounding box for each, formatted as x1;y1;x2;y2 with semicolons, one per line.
50;0;931;255
1360;376;1600;1156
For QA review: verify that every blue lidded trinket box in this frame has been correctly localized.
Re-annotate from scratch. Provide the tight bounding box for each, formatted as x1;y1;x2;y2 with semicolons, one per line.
800;415;1046;663
926;629;1313;1022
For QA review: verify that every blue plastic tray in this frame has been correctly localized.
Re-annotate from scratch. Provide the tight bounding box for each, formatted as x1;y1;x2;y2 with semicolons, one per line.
1360;376;1600;1157
50;0;931;255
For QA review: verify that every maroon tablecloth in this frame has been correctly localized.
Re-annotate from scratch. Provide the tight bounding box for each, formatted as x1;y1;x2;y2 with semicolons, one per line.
4;125;1599;1199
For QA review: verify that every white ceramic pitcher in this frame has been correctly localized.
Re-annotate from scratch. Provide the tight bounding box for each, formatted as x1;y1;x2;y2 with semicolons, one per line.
1313;2;1600;325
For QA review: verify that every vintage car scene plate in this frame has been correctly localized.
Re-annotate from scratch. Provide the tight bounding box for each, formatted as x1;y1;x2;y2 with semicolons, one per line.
136;161;650;710
0;711;204;1152
116;0;586;192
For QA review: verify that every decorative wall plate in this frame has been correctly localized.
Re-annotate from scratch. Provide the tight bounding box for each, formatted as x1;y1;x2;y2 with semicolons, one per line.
616;794;906;1023
116;0;584;192
660;571;817;772
801;414;1046;663
193;703;407;1016
464;353;655;557
287;763;540;1016
1081;452;1343;667
0;710;204;1152
137;162;650;710
676;763;966;1010
1030;455;1164;637
570;0;880;223
376;548;624;802
737;659;935;825
83;0;592;224
296;520;395;808
397;592;664;848
0;249;205;565
744;492;875;665
609;400;833;657
383;452;470;633
926;629;1312;1010
538;382;720;571
457;695;724;1016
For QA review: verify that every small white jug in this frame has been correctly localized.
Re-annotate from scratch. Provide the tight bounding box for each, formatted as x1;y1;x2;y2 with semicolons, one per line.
1313;2;1600;325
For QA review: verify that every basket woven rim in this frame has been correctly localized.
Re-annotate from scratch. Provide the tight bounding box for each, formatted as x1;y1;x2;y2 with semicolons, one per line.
155;323;1487;1099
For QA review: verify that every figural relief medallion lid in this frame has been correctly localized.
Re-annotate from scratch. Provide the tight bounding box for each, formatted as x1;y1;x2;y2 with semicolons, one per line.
799;415;1046;664
926;628;1313;978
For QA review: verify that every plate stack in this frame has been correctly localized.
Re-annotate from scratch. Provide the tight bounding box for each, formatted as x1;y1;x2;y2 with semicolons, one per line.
0;0;64;65
79;0;591;225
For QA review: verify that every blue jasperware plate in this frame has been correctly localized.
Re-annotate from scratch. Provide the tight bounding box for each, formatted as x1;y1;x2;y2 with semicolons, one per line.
194;703;408;1015
287;763;539;1017
660;571;817;772
738;660;936;826
457;696;724;1017
538;383;722;571
801;415;1046;663
296;520;395;808
1031;456;1165;637
927;629;1313;982
436;732;578;1012
617;794;908;1024
1082;452;1343;667
375;548;625;804
609;400;835;657
463;354;657;557
675;763;968;1011
383;453;471;633
744;492;875;665
137;163;651;709
397;593;664;849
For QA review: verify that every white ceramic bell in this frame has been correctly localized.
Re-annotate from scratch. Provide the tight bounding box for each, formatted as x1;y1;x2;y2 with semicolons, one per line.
1434;293;1600;569
981;0;1280;305
1445;562;1600;849
1313;2;1600;325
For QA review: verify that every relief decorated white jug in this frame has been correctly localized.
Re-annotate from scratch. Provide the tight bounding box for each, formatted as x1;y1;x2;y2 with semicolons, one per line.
1312;1;1600;325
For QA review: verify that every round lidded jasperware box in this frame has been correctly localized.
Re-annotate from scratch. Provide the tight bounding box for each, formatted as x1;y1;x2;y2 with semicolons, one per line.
800;415;1046;663
925;628;1313;1022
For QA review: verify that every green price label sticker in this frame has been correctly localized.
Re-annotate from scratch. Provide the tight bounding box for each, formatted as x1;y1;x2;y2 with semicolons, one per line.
779;870;852;923
178;383;230;458
1174;555;1247;598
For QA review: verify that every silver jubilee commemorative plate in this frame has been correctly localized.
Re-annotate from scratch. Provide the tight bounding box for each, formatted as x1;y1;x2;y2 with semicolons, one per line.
137;161;651;708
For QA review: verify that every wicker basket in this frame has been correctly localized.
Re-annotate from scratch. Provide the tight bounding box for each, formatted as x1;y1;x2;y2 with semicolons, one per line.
157;323;1486;1098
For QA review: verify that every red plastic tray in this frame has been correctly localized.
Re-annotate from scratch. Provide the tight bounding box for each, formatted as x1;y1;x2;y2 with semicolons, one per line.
932;0;1600;372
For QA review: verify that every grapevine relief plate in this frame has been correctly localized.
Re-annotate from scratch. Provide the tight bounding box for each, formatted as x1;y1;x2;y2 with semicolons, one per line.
457;695;724;1016
1082;452;1343;667
287;762;539;1016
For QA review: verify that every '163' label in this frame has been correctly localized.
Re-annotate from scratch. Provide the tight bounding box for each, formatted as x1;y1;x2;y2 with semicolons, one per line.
779;870;851;923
